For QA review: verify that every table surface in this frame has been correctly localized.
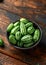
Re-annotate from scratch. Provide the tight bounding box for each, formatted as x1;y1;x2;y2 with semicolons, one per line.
0;0;46;65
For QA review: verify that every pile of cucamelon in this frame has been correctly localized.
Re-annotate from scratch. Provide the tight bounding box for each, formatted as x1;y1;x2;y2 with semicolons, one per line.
7;18;40;48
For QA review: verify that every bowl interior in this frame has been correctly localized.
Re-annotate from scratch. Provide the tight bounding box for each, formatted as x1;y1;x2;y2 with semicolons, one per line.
7;20;42;50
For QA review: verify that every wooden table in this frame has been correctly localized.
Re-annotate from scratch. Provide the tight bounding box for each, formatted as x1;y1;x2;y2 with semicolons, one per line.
0;0;46;65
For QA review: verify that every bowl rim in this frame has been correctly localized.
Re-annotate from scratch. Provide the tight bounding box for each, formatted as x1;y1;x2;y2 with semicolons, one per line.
6;19;42;50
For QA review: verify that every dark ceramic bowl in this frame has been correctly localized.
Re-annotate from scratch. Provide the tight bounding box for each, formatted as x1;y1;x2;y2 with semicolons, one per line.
7;19;42;50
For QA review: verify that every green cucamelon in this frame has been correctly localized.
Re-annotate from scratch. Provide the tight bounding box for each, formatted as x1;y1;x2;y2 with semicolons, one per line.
14;21;19;27
27;26;35;34
7;23;14;32
17;41;23;47
20;22;26;35
15;31;21;40
21;35;32;43
25;22;33;28
9;35;16;44
20;18;28;24
10;26;19;34
33;29;40;42
24;42;33;48
0;38;4;46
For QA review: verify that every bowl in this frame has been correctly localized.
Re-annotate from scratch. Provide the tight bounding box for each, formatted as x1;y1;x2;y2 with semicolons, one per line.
7;19;42;50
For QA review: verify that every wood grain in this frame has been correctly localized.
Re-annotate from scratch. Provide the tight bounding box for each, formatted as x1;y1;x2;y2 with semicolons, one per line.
0;0;46;27
0;0;46;16
0;53;27;65
0;0;46;65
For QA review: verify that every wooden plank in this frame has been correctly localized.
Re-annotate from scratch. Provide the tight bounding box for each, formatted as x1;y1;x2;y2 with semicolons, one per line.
0;9;46;65
0;0;46;26
0;0;46;65
0;53;27;65
0;0;46;16
4;0;46;7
